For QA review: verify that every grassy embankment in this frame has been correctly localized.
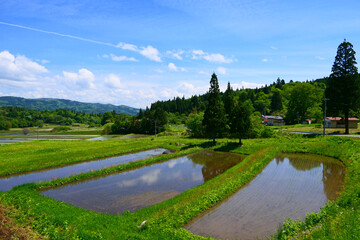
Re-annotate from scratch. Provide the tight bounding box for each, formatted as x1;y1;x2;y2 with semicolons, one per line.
272;123;360;135
0;135;359;239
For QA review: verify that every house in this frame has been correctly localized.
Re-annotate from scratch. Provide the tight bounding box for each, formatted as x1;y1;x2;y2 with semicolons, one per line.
302;119;312;124
324;117;359;129
262;115;284;126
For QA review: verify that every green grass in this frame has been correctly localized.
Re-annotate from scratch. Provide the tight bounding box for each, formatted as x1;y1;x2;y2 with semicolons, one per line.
0;135;359;239
0;137;208;176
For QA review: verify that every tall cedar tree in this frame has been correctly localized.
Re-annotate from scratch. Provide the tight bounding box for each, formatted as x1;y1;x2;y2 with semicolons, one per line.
203;73;228;144
326;39;360;134
270;90;283;112
223;82;235;130
232;101;251;146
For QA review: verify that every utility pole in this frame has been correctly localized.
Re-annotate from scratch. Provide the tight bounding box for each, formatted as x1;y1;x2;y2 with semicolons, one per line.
297;112;299;124
323;98;330;136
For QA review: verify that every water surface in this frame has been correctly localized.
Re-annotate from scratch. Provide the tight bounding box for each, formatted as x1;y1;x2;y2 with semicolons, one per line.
0;148;166;191
86;136;113;141
41;150;246;214
184;153;345;240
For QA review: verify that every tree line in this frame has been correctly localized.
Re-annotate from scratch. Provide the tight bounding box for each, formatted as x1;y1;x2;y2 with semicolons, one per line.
0;107;102;130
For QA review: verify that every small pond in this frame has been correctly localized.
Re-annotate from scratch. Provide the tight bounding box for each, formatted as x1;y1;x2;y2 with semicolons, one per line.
0;148;166;191
41;150;246;214
184;153;345;240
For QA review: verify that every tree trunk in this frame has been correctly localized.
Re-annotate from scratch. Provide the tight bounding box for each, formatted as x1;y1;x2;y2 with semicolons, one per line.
345;108;349;134
239;137;242;146
213;137;216;145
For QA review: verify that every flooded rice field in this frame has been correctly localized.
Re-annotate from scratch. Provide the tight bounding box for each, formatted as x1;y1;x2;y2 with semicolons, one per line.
184;153;345;240
0;148;166;191
86;136;113;141
0;138;32;145
41;150;246;214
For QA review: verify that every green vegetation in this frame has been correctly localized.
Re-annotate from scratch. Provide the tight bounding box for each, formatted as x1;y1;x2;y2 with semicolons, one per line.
203;73;228;144
0;96;139;115
0;106;103;130
326;39;360;134
0;134;359;239
0;136;206;176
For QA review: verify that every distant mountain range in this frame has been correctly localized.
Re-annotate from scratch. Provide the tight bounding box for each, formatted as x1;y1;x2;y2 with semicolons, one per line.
0;96;139;115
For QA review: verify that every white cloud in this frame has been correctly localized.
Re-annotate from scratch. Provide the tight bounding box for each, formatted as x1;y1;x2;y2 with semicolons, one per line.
139;46;161;62
192;50;205;57
204;53;233;63
262;58;271;62
217;67;226;75
0;50;48;82
198;71;210;75
110;54;137;62
116;42;138;51
61;68;95;89
232;81;264;89
270;46;278;50
116;42;162;62
104;74;122;88
168;62;178;71
168;62;186;72
315;56;325;60
166;50;184;60
191;49;233;63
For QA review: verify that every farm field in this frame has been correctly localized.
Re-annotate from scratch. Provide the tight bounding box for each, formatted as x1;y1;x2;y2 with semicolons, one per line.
0;134;359;239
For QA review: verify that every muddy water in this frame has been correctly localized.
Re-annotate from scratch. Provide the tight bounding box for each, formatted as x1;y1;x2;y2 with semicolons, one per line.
184;153;345;240
41;150;246;214
0;148;166;191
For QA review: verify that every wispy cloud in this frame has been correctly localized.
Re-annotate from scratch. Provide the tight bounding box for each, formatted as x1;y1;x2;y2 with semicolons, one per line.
192;50;234;63
0;21;117;48
117;42;161;62
109;54;137;62
168;62;186;72
315;56;325;60
0;22;162;62
166;50;185;60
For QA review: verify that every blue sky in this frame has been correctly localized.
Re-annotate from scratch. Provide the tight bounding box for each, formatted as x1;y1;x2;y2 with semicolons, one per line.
1;0;360;108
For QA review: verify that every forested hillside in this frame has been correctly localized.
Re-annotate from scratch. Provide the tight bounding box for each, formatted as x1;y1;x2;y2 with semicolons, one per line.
149;77;350;125
0;96;139;115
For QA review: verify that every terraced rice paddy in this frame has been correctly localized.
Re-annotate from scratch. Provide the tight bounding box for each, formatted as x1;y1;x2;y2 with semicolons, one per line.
0;148;166;191
41;150;246;214
184;153;345;240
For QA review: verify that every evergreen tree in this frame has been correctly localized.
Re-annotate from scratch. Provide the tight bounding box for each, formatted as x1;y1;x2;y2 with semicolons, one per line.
232;101;251;146
270;90;283;112
202;73;228;144
326;39;360;134
223;82;235;119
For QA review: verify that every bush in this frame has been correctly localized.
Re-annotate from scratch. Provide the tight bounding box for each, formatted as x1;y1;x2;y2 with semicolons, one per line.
51;126;71;132
102;123;113;135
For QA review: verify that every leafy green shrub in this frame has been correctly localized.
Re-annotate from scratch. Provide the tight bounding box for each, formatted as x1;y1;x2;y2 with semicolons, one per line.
101;123;113;135
51;126;71;132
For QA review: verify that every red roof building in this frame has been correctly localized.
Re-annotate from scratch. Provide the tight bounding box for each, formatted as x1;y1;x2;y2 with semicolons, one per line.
325;117;359;129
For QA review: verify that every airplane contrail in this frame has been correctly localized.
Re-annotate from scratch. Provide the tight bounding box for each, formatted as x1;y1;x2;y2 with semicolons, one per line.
0;21;117;48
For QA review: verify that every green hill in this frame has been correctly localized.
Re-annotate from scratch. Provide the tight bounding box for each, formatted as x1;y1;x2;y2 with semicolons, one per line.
0;96;139;115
